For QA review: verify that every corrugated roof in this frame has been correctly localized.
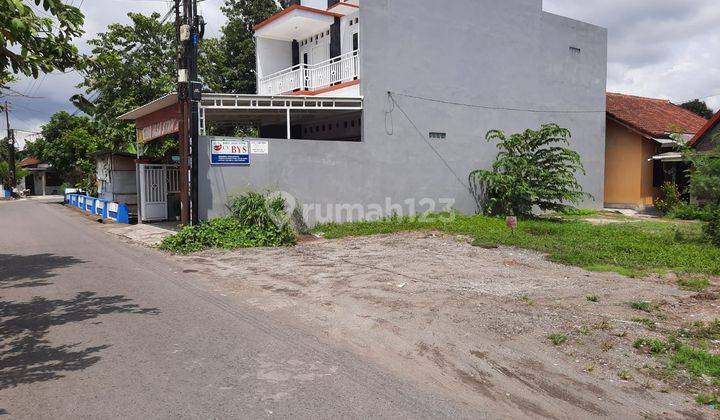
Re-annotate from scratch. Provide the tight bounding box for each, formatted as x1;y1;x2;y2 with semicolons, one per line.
607;92;708;138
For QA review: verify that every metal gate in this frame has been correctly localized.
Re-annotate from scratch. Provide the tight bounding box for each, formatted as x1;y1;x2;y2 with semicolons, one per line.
139;164;178;222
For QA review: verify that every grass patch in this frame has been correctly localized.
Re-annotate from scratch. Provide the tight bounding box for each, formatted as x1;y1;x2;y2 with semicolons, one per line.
559;207;599;217
313;214;720;277
517;295;534;305
672;345;720;379
634;338;669;354
680;320;720;341
677;278;712;292
630;301;658;313
696;393;719;410
618;369;633;381
547;333;568;346
632;318;657;331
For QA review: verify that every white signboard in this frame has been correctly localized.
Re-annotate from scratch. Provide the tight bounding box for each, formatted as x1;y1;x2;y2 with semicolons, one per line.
211;140;250;165
250;141;269;154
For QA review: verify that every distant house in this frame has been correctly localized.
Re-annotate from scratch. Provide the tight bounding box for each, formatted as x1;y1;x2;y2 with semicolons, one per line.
18;157;62;196
689;110;720;153
604;93;708;210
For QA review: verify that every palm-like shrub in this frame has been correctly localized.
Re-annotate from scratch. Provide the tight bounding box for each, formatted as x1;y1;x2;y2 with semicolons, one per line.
469;124;588;217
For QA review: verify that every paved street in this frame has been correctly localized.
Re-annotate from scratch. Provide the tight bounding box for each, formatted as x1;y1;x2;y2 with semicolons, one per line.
0;198;475;419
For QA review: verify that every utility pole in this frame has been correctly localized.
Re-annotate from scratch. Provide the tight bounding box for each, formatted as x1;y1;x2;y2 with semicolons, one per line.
4;101;16;189
178;0;203;225
176;0;189;225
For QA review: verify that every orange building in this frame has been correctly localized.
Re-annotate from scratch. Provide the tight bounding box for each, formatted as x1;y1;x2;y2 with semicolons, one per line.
604;93;707;210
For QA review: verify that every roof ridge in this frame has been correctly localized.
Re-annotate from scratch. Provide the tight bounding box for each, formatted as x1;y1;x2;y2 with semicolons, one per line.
607;92;670;103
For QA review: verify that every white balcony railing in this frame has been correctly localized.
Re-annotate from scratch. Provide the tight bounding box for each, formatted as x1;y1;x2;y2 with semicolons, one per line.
259;50;360;95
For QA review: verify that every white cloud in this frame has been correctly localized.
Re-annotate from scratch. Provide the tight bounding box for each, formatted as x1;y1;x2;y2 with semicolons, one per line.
544;0;720;109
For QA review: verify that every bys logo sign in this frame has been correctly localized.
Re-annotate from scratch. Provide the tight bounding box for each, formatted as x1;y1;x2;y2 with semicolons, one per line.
210;140;250;165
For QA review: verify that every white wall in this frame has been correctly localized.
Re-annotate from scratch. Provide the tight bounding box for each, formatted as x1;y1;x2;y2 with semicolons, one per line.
340;11;359;55
301;0;327;10
256;37;293;79
298;28;331;65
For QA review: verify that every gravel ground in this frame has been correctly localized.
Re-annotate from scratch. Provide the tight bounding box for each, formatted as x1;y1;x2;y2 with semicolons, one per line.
174;231;718;419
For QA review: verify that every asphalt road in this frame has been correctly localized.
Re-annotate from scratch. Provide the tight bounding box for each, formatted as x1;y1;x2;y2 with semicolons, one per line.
0;198;477;419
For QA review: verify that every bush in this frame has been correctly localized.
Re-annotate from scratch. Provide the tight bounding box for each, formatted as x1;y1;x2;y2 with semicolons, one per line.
469;124;588;217
160;192;297;253
704;209;720;246
654;182;681;215
666;203;717;221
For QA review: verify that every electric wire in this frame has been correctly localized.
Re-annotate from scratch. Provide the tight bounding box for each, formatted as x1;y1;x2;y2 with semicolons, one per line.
391;91;606;114
387;92;470;192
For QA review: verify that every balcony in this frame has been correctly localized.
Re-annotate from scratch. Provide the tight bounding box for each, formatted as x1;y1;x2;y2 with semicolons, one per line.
258;50;360;96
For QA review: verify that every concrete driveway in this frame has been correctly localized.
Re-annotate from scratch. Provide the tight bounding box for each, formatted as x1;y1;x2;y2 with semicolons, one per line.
0;198;473;418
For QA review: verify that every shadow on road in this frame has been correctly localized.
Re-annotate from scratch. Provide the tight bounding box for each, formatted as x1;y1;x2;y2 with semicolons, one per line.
0;291;159;389
0;253;86;289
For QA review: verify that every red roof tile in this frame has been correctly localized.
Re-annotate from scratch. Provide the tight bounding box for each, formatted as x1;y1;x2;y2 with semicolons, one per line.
19;156;40;167
689;110;720;147
606;92;708;138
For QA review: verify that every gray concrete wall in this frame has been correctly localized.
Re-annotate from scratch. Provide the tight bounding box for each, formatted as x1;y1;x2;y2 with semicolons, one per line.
200;0;607;225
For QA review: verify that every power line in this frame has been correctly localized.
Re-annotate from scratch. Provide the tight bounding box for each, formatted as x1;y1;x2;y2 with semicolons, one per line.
388;92;470;191
391;92;606;114
0;86;45;99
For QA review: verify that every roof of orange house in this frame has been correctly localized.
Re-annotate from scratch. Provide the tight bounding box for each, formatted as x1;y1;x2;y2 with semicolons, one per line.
19;156;40;167
606;92;708;138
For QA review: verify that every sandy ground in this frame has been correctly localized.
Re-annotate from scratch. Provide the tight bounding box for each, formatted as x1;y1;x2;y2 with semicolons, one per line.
161;231;719;419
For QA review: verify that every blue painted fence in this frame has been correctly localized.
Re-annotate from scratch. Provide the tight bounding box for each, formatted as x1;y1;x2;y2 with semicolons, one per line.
64;193;130;224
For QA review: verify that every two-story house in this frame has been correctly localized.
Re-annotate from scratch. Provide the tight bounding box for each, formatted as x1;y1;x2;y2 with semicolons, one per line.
255;0;361;98
123;0;608;225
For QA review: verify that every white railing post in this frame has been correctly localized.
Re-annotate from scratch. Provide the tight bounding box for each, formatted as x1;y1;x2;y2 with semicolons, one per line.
258;50;360;96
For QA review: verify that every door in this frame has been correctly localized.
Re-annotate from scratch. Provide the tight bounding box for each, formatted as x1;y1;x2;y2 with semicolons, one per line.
309;45;330;88
25;174;34;195
139;164;168;222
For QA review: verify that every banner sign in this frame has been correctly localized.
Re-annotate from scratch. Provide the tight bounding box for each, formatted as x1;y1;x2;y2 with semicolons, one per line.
211;140;250;165
250;140;269;154
137;118;179;143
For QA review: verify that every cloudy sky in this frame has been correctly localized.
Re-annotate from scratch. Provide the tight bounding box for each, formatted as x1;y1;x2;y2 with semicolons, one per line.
6;0;720;148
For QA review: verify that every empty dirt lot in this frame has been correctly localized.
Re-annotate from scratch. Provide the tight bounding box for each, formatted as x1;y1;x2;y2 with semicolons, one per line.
173;232;718;418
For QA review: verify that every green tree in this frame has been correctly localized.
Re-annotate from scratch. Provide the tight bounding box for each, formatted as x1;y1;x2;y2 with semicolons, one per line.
0;138;26;188
685;145;720;206
0;0;84;78
24;111;101;188
469;124;588;217
681;99;714;120
202;0;283;93
73;12;175;152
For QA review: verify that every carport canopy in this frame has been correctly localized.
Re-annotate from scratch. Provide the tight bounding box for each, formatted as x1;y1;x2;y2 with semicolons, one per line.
120;93;363;140
199;93;363;139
